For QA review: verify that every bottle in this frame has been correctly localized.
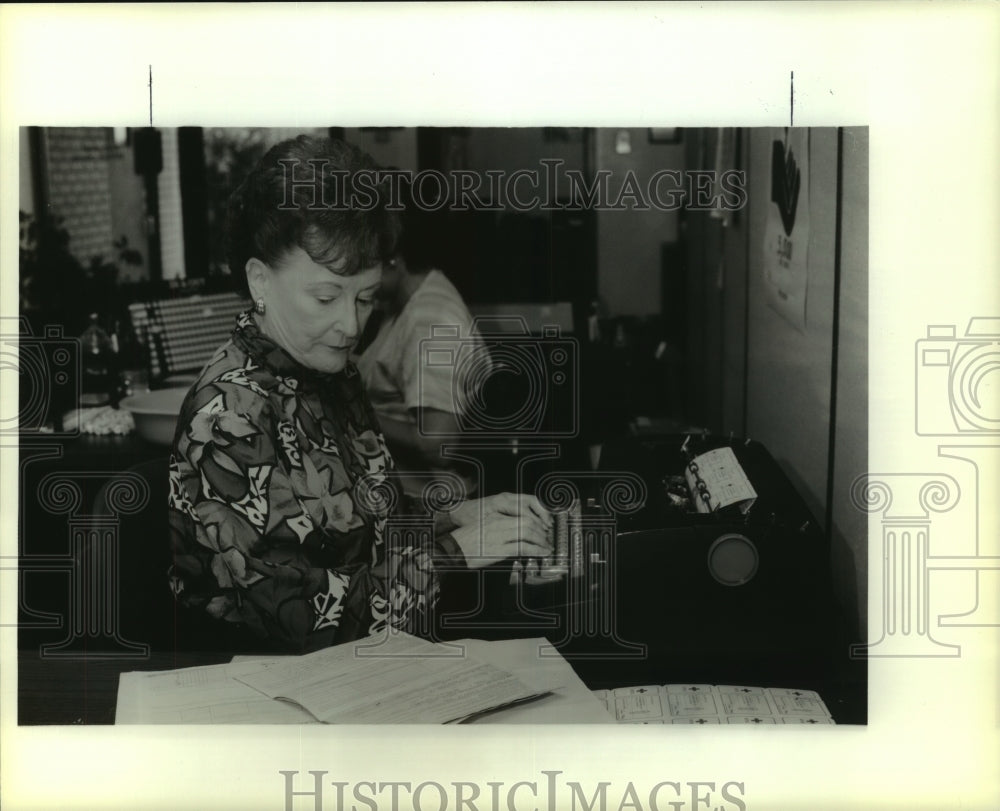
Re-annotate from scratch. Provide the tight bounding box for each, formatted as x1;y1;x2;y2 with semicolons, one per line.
115;317;151;398
79;313;114;406
587;300;602;344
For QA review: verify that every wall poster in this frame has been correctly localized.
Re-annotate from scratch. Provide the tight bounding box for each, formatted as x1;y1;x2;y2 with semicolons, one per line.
763;127;810;330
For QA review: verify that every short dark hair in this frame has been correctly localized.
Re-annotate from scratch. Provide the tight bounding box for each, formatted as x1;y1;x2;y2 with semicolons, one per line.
225;136;400;295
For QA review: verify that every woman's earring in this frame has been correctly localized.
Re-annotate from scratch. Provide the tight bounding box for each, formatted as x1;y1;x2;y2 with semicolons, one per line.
255;298;266;315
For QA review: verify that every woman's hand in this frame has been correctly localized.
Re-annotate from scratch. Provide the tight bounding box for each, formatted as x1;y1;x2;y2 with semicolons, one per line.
447;493;554;569
449;492;552;532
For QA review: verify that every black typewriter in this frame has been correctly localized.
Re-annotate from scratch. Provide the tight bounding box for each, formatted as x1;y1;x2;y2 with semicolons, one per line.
501;434;841;688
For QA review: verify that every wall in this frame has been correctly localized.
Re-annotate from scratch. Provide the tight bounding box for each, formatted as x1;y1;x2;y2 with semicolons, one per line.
745;128;838;527
343;127;418;171
408;128;595;307
106;132;150;282
728;127;868;638
829;127;869;635
156;128;187;281
19;128;34;215
680;128;747;431
594;129;683;317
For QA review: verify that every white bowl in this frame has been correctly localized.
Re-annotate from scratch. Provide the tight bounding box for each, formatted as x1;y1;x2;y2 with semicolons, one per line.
120;387;190;446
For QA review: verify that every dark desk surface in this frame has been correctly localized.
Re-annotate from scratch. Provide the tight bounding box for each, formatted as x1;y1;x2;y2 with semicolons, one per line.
19;649;231;725
20;430;164;467
18;631;866;726
16;432;867;726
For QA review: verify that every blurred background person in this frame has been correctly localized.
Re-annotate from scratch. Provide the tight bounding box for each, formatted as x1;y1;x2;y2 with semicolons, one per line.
355;194;487;499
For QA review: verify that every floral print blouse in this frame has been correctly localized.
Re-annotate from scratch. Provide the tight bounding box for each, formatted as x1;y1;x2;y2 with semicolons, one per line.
167;310;466;652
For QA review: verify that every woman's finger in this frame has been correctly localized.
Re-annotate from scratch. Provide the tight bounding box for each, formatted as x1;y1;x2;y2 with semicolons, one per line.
513;520;553;550
515;539;554;559
490;514;550;545
489;492;520;516
522;495;553;526
494;493;554;528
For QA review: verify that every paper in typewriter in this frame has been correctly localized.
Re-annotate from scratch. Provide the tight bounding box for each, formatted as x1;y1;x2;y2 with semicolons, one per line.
233;631;551;724
684;447;758;514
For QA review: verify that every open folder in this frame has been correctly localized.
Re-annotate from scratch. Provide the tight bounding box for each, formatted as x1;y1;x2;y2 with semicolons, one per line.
116;633;614;724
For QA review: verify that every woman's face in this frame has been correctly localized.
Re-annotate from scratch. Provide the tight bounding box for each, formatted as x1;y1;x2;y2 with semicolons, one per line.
252;247;382;373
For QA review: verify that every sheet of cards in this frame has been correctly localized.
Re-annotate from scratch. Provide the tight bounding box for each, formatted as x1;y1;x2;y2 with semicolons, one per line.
591;684;835;724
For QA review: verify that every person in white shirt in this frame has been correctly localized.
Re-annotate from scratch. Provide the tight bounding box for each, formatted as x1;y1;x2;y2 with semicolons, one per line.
354;205;487;499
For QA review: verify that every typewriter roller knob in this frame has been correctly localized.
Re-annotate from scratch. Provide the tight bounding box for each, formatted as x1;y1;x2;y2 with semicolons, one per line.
706;533;759;586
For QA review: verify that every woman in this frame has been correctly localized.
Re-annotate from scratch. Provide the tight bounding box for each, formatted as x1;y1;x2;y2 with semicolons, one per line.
167;136;551;653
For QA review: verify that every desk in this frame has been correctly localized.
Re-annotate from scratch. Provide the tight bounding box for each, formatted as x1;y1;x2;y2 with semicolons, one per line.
18;649;230;725
17;639;864;725
15;433;866;725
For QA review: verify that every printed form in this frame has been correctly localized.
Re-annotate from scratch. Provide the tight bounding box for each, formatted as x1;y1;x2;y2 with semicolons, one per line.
116;633;609;724
115;660;314;724
233;632;551;723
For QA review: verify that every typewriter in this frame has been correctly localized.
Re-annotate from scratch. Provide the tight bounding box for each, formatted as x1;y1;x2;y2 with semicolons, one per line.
505;434;841;688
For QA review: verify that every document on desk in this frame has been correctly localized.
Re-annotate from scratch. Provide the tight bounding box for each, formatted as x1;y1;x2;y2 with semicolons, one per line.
116;660;314;724
232;632;553;724
460;638;615;724
592;684;835;724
